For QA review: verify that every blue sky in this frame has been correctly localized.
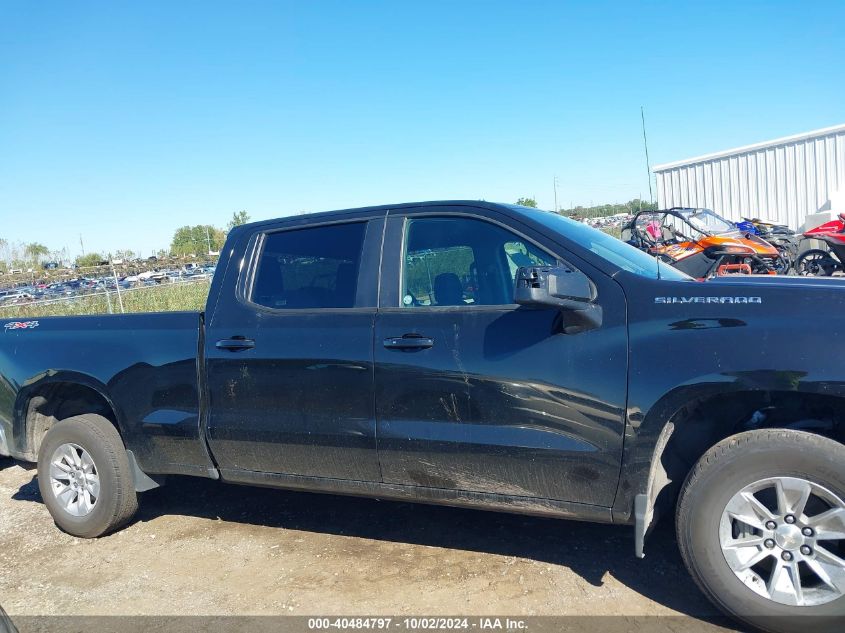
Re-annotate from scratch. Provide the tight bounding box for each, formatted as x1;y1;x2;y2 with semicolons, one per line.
1;1;843;257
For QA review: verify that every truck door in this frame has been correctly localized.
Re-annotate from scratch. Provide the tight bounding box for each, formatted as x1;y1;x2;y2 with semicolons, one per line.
374;209;628;506
205;216;383;482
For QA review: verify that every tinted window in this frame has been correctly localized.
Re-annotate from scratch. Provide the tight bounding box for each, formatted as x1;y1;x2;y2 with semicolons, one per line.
401;217;557;307
252;222;365;309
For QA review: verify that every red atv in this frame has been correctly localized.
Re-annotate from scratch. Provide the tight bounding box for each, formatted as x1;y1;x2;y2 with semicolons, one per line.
794;213;845;276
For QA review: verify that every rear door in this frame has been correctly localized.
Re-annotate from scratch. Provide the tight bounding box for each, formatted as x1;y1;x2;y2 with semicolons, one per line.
205;215;383;482
373;207;628;506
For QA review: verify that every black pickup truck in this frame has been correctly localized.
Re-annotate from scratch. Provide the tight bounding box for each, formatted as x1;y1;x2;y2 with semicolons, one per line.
1;202;843;631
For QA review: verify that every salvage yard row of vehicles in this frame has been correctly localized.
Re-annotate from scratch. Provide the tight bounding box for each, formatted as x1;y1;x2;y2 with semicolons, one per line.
623;207;784;278
622;206;845;279
0;265;216;307
1;201;843;633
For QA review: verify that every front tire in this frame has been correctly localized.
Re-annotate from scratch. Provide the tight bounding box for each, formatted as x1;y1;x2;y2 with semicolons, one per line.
676;430;845;633
794;249;838;276
37;414;138;537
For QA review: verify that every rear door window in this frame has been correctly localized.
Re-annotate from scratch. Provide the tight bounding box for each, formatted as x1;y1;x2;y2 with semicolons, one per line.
251;222;365;309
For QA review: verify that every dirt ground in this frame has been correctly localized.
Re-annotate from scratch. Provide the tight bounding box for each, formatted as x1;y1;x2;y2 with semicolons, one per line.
0;457;736;630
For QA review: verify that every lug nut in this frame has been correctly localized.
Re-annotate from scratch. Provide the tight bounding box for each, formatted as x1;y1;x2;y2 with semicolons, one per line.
800;545;812;556
782;551;793;561
785;515;796;524
764;539;776;549
765;520;777;530
802;527;814;537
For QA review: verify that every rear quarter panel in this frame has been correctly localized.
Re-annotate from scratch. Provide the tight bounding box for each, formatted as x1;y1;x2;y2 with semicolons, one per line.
0;312;215;476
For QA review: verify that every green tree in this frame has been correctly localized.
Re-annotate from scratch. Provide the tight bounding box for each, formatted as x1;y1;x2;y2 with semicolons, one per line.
25;242;49;264
170;225;226;256
227;210;251;231
76;253;105;268
515;197;538;208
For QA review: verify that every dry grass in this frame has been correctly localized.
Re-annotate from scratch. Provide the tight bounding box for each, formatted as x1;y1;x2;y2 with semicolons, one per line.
0;280;210;318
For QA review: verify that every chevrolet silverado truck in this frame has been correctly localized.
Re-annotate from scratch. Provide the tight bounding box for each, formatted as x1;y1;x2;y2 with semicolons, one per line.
1;202;843;631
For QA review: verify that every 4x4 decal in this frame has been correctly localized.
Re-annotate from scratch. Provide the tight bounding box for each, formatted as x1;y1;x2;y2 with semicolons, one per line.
3;320;40;330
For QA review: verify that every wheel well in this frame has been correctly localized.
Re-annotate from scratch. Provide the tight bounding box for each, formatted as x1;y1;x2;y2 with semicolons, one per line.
648;390;845;527
20;382;119;461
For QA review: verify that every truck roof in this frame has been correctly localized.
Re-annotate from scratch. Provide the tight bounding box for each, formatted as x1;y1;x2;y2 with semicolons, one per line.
236;200;533;232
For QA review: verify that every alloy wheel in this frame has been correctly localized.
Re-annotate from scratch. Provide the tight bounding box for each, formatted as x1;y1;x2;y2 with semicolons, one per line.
719;476;845;606
48;442;100;517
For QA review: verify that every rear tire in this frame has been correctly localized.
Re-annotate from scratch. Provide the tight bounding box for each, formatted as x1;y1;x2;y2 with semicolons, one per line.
676;430;845;633
37;414;138;537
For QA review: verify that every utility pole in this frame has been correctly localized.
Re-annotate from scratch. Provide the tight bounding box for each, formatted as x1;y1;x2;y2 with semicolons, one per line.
205;226;212;255
553;176;559;213
110;261;125;313
641;106;654;205
79;234;85;256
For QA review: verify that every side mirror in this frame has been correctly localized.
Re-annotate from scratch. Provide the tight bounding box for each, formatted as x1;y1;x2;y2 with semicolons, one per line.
514;265;602;331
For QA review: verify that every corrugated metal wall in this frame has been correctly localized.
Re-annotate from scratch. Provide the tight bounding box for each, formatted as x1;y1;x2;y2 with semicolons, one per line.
654;124;845;229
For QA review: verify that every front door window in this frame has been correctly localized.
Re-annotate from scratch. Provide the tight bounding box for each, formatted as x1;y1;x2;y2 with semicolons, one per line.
401;217;557;308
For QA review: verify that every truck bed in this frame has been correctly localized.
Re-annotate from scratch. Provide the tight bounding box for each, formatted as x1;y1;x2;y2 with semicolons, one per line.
0;311;216;477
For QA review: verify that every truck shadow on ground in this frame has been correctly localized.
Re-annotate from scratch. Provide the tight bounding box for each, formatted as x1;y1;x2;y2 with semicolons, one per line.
2;457;32;472
0;457;21;471
12;472;731;627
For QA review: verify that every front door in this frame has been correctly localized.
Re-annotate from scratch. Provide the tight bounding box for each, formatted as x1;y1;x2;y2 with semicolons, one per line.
205;217;383;482
374;209;628;506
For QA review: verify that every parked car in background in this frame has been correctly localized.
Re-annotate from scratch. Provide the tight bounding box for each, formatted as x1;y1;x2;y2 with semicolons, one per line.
0;290;34;305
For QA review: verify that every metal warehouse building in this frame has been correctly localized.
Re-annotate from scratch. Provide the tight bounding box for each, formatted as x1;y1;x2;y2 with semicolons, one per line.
653;123;845;229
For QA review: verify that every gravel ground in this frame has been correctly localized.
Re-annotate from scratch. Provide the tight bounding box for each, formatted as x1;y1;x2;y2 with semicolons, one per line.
0;457;737;631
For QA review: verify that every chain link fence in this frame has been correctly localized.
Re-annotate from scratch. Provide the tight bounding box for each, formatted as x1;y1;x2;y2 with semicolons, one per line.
0;277;211;318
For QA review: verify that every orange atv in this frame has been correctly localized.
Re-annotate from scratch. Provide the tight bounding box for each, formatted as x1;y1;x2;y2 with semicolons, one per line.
621;207;780;279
